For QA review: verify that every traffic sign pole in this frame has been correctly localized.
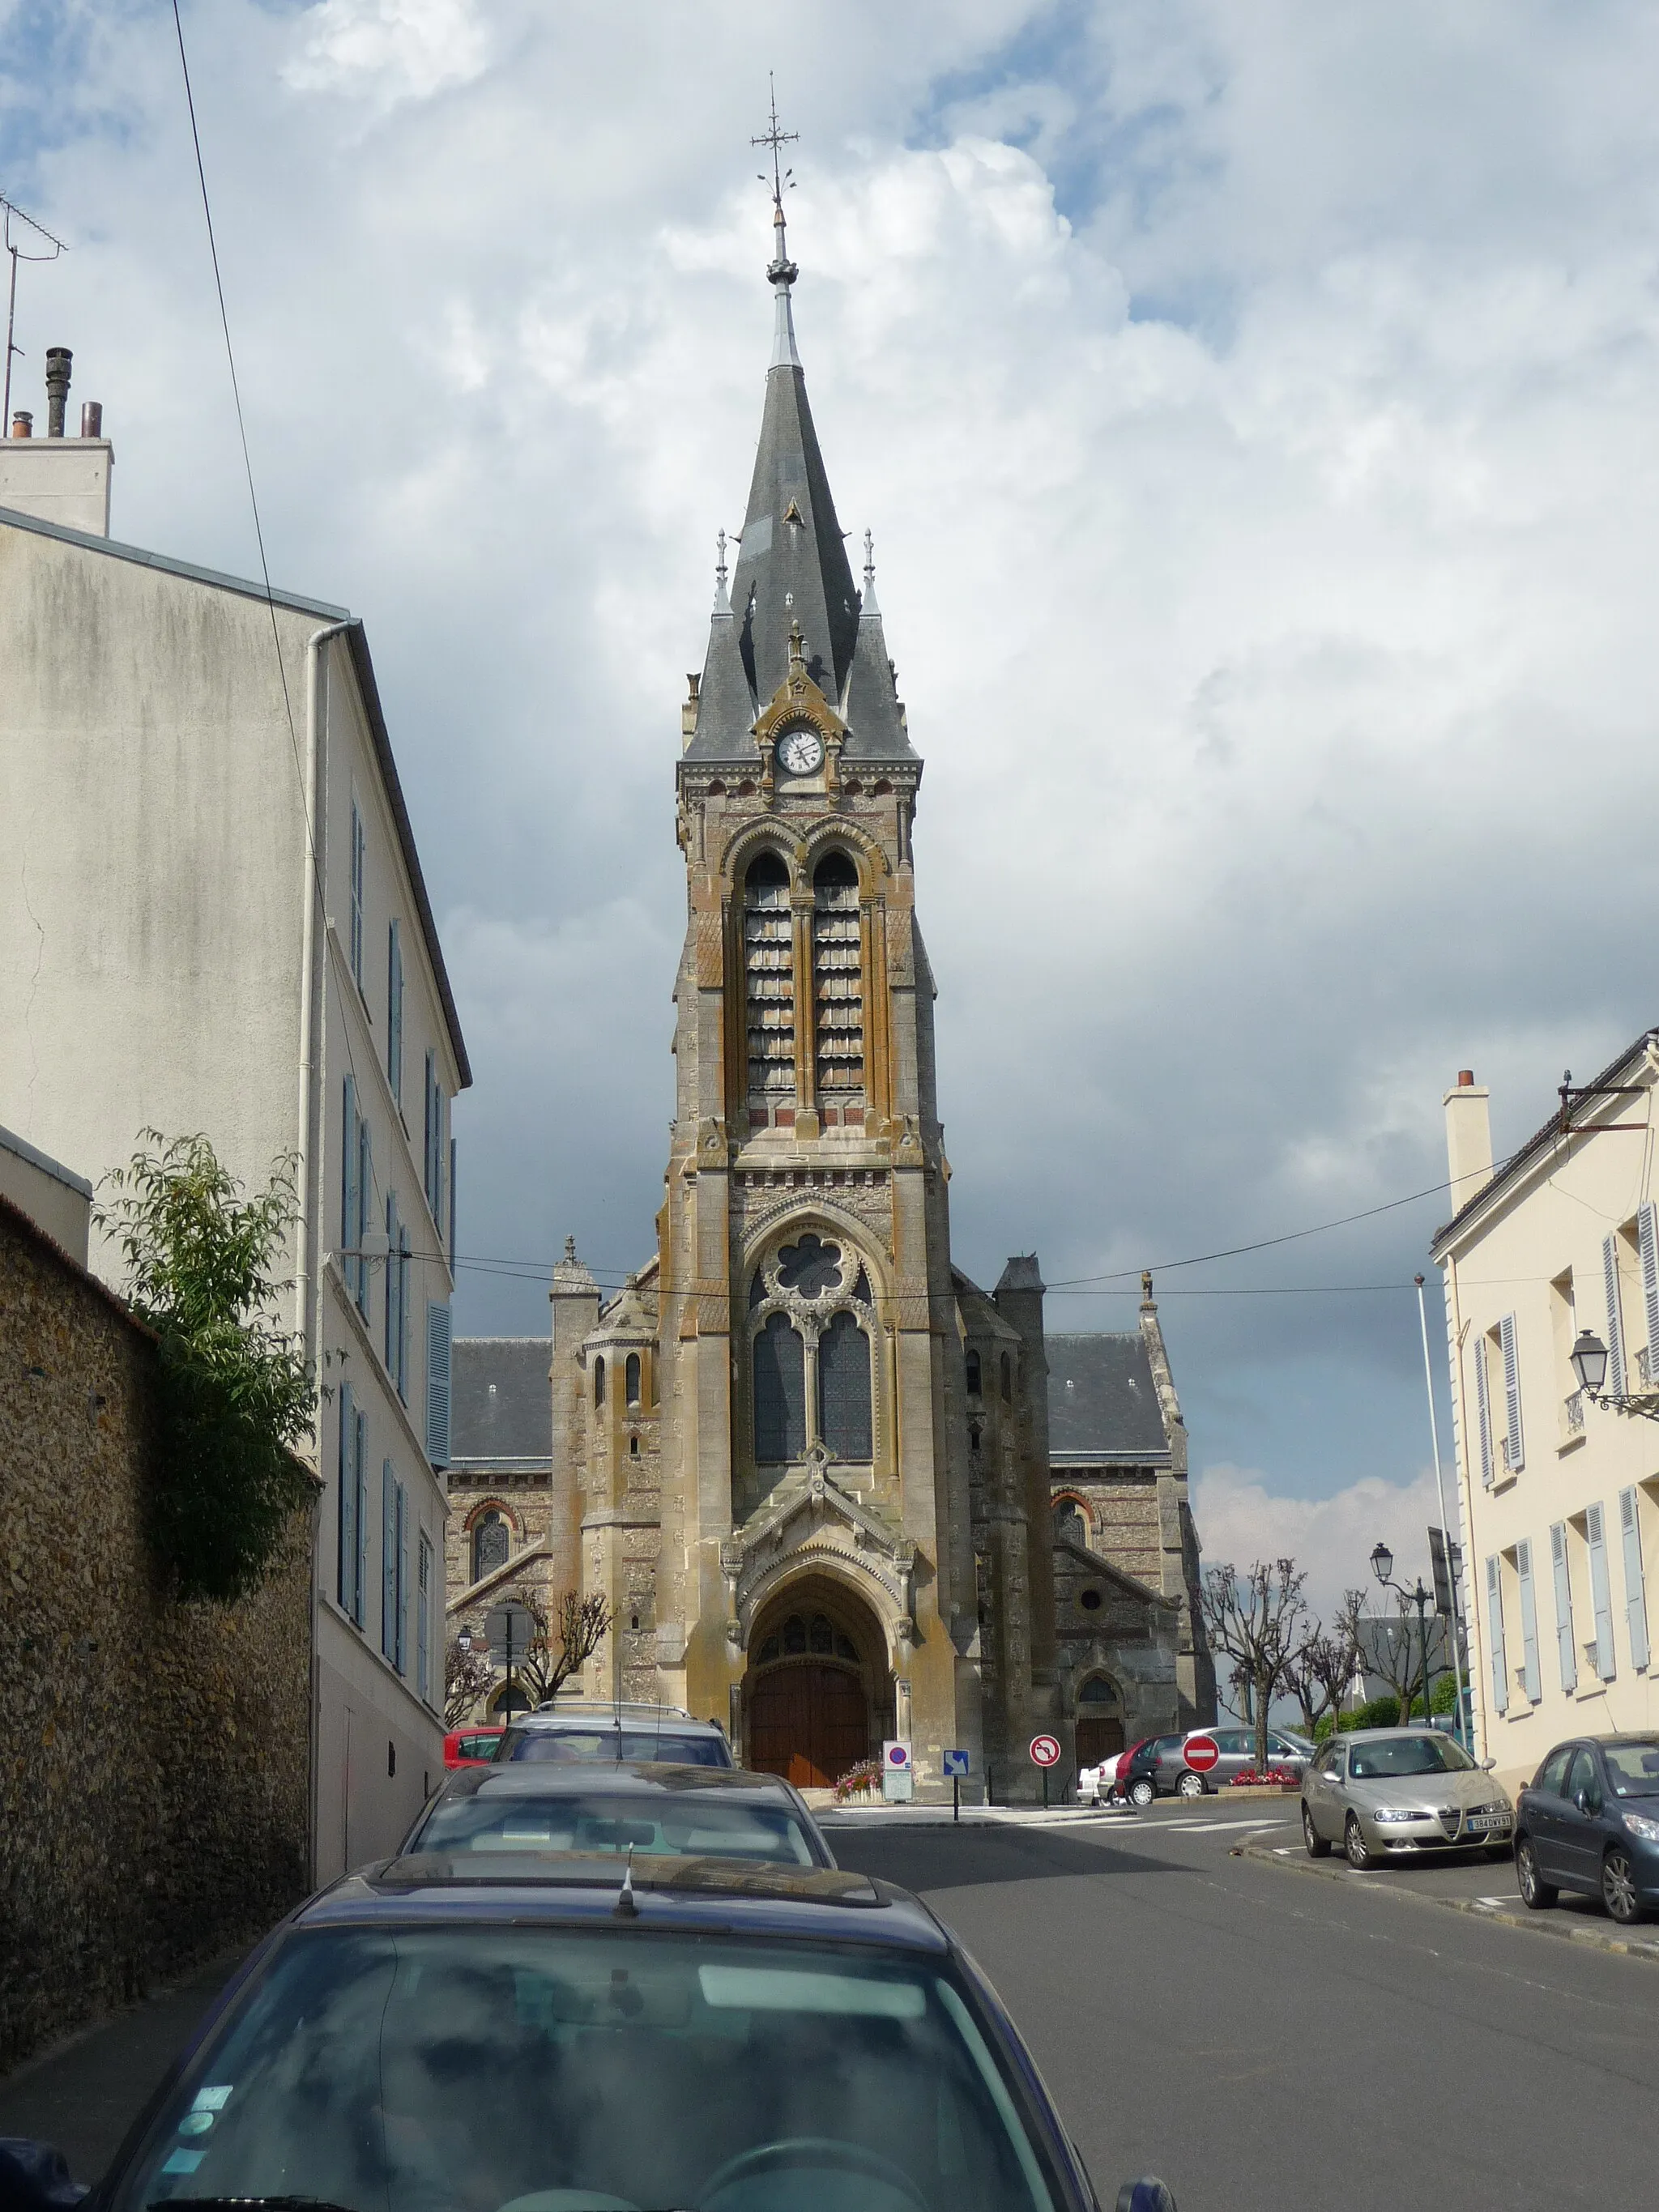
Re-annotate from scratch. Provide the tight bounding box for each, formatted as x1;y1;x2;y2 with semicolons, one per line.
953;1771;960;1823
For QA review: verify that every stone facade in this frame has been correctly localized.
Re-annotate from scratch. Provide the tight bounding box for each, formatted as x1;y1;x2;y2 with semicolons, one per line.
0;1198;313;2073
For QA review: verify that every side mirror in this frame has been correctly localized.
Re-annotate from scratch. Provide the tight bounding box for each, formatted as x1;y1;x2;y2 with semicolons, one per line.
0;2140;88;2211
1480;1757;1497;1771
1116;2181;1178;2212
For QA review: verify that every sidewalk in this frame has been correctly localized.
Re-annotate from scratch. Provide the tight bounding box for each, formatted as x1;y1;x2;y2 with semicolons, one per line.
0;1951;240;2184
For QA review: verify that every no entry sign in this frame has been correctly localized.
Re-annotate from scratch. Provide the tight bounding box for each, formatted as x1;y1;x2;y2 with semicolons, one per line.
1029;1734;1061;1768
1183;1733;1221;1772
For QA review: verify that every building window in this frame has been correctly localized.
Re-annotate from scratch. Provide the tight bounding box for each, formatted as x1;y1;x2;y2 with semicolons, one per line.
1055;1498;1085;1545
387;918;404;1106
417;1532;433;1702
382;1462;407;1673
338;1383;366;1626
426;1301;451;1465
778;1232;842;1298
812;850;863;1102
625;1352;642;1406
1000;1352;1013;1401
817;1310;872;1459
966;1348;982;1398
472;1508;509;1583
753;1313;806;1461
349;799;365;990
595;1355;605;1408
385;1193;400;1375
423;1050;446;1230
1080;1587;1103;1612
744;851;795;1106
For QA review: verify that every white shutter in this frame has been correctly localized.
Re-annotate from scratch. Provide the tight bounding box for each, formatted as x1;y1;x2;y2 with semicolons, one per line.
1471;1333;1495;1488
1587;1501;1617;1681
1550;1522;1577;1693
1516;1540;1541;1703
426;1300;452;1466
1499;1313;1524;1472
1486;1554;1508;1715
1620;1486;1650;1671
1603;1234;1627;1396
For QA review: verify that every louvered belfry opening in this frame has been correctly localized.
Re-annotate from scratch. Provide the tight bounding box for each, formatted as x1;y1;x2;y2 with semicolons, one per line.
744;850;795;1119
812;850;864;1115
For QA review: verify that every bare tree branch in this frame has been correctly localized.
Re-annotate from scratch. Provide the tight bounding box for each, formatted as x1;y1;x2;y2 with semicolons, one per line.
444;1637;496;1728
1199;1558;1308;1769
518;1589;615;1707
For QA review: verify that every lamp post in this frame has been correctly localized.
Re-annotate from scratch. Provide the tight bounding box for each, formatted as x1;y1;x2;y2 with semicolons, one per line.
1371;1542;1435;1728
1569;1329;1659;1421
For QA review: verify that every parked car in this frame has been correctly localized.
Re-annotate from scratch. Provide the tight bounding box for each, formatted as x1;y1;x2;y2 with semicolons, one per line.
1301;1726;1513;1869
1154;1726;1313;1797
1515;1733;1659;1925
442;1724;505;1768
400;1758;836;1868
501;1695;736;1768
5;1848;1179;2212
1080;1735;1180;1808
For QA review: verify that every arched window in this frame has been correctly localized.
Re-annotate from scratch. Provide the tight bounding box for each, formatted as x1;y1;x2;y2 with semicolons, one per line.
472;1509;509;1582
753;1313;806;1461
812;851;864;1102
625;1353;642;1406
1000;1352;1013;1401
778;1232;842;1298
1078;1674;1120;1709
965;1348;982;1397
1055;1498;1085;1545
744;852;795;1110
594;1355;605;1408
818;1310;872;1460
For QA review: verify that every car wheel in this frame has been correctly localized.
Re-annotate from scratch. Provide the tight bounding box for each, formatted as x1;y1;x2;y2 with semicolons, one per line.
1129;1778;1155;1809
1176;1771;1207;1799
1344;1813;1375;1871
1516;1836;1557;1911
1603;1848;1642;1924
1302;1802;1330;1859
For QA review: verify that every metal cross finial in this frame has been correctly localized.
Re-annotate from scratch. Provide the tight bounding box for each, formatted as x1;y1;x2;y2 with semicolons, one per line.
751;75;798;210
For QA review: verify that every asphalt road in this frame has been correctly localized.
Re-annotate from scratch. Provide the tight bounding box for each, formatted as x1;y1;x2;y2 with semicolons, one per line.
825;1803;1659;2212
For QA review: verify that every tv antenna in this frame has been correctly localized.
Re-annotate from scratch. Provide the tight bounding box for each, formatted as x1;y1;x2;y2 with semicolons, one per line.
2;192;69;439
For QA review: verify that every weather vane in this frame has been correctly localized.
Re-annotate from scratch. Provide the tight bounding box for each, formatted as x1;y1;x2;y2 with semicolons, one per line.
751;75;798;212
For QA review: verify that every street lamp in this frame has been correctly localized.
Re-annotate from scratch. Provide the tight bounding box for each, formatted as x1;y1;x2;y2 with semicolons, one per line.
455;1628;473;1656
1569;1328;1659;1420
1371;1541;1434;1728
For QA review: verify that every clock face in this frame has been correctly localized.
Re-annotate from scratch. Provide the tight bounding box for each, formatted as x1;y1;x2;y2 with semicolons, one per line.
778;727;825;776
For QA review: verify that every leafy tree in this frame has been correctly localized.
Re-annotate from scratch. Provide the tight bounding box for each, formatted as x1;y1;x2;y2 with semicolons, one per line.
100;1132;314;1603
1201;1558;1308;1770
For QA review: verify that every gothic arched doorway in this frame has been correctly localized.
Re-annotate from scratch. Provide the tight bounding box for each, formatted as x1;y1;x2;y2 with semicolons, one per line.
744;1578;889;1788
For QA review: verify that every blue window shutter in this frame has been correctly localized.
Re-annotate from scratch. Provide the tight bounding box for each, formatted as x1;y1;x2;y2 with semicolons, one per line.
1486;1555;1508;1716
384;1194;398;1369
350;801;365;987
395;1481;408;1675
448;1135;457;1262
417;1532;432;1702
357;1122;373;1320
1587;1501;1617;1681
1516;1540;1540;1703
337;1383;356;1612
1619;1486;1650;1670
354;1411;369;1627
1550;1522;1577;1693
398;1230;411;1400
1499;1314;1524;1473
423;1050;435;1211
1603;1234;1627;1396
341;1077;359;1298
427;1301;451;1465
1471;1333;1494;1488
387;919;403;1106
382;1460;398;1660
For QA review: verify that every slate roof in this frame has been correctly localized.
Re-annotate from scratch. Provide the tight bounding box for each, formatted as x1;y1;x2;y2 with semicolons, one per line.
1047;1333;1171;1465
686;262;915;765
450;1338;552;1465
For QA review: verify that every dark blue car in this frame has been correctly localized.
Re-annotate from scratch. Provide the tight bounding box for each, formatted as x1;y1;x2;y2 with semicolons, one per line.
1514;1733;1659;1924
0;1853;1178;2212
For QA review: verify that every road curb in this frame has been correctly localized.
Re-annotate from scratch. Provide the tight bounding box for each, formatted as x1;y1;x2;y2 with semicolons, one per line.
1230;1838;1659;1965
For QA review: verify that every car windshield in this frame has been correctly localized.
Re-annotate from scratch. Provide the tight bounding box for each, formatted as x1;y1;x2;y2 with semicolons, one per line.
417;1791;820;1865
1348;1735;1475;1779
1602;1741;1659;1796
119;1926;1057;2212
501;1728;730;1768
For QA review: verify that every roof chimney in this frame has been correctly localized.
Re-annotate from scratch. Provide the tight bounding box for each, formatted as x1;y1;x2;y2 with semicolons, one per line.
1444;1069;1492;1214
11;411;32;437
80;400;101;439
45;347;71;437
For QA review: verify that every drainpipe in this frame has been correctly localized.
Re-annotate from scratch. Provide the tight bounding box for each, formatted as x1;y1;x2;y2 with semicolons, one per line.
297;616;354;1889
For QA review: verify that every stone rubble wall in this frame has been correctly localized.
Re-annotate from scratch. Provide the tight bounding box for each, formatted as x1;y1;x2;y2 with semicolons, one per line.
0;1202;313;2076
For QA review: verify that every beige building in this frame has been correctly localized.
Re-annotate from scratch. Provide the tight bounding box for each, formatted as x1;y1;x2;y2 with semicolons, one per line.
1;357;469;1875
1432;1042;1659;1796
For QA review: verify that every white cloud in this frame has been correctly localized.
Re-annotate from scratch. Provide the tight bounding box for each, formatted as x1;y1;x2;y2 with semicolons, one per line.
1192;1461;1449;1622
284;0;493;105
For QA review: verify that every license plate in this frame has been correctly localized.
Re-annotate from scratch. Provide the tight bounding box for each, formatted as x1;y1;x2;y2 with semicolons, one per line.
1469;1814;1508;1831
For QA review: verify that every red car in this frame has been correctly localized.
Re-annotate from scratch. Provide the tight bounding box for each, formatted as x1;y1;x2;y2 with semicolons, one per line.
443;1724;505;1769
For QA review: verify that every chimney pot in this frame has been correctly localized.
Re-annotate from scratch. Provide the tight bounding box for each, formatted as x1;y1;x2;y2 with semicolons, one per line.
80;400;103;439
1456;1069;1474;1087
11;411;32;438
45;347;71;438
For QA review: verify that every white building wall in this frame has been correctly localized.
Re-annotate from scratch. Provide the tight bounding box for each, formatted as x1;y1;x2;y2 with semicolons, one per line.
1435;1046;1659;1802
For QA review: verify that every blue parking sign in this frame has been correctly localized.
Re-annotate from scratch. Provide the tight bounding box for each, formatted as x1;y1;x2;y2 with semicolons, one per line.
943;1748;970;1777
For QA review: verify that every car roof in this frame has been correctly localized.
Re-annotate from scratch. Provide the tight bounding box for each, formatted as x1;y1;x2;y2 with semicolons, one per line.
514;1706;723;1733
294;1857;948;1953
1337;1726;1459;1741
434;1760;803;1804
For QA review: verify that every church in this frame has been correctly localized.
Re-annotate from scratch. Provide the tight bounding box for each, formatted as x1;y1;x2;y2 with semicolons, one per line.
444;176;1214;1796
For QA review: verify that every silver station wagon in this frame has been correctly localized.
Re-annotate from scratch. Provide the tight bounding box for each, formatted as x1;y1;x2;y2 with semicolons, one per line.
1301;1726;1515;1869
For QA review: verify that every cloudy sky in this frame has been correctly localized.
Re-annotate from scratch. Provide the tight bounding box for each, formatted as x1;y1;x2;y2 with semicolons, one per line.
9;0;1659;1613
